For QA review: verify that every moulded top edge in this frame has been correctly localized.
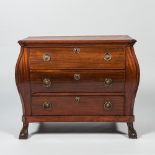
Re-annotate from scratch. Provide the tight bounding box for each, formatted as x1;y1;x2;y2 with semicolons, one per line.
18;35;136;46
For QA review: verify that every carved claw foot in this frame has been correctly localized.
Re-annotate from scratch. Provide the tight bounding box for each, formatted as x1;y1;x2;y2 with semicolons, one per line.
19;122;29;139
127;122;137;139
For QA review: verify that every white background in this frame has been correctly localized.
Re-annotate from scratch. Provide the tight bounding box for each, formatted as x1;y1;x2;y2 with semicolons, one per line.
0;0;155;155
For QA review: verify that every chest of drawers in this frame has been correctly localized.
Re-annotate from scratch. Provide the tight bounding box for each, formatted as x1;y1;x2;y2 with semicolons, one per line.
16;35;140;139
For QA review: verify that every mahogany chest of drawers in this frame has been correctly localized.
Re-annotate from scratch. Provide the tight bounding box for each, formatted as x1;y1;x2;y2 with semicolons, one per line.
16;35;140;139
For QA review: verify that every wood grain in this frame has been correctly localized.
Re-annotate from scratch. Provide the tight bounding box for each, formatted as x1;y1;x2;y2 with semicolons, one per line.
31;95;124;116
29;47;125;69
18;35;136;47
125;47;140;115
15;47;31;116
30;70;125;93
25;115;134;122
16;35;140;139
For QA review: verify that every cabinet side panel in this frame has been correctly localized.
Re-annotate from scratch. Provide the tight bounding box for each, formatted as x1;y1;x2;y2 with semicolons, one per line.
125;46;140;115
15;47;31;115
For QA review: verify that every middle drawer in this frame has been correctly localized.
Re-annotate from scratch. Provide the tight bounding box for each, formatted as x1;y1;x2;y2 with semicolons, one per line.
30;70;125;93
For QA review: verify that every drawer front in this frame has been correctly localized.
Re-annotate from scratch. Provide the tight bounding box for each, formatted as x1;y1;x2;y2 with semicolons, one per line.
29;47;125;69
30;70;125;93
31;96;124;116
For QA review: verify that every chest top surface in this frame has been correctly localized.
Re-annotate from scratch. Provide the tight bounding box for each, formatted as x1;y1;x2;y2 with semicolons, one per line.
18;35;136;46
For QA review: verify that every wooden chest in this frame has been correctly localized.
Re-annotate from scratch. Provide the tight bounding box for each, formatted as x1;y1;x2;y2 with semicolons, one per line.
16;35;140;139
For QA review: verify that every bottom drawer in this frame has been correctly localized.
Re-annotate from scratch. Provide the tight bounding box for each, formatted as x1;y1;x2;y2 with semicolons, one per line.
31;95;124;116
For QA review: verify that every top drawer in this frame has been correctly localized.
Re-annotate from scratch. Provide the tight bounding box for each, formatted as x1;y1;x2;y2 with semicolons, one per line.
29;47;125;69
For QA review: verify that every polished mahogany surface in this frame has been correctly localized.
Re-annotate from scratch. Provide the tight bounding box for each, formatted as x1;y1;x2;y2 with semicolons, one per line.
16;35;140;139
29;47;125;69
31;96;124;116
30;70;125;93
19;35;136;45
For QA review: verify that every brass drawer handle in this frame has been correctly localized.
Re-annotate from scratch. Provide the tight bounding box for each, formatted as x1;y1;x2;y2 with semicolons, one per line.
104;52;112;61
73;48;80;54
104;101;112;110
43;53;51;61
43;78;51;87
43;101;52;110
74;74;80;80
104;78;112;87
75;96;80;104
